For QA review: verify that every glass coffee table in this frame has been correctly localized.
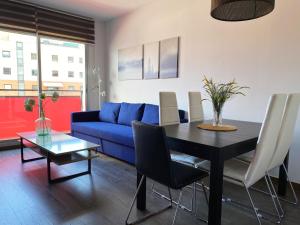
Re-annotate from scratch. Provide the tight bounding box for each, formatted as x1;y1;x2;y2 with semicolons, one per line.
17;131;100;184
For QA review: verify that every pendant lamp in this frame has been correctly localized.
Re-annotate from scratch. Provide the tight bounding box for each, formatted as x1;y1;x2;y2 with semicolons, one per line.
211;0;275;21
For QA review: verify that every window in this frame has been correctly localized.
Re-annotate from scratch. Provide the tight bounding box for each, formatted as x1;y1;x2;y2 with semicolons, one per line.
3;67;11;75
2;50;10;58
32;69;38;76
32;85;38;90
68;56;74;63
52;55;58;62
16;42;23;48
79;72;83;78
47;87;59;91
68;71;74;78
52;70;58;77
31;53;37;60
68;86;75;90
4;84;12;89
79;57;83;63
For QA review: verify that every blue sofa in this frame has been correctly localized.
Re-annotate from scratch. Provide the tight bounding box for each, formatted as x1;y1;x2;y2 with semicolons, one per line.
71;102;187;164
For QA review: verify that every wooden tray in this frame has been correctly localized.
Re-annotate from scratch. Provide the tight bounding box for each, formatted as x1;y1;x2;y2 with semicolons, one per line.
197;123;237;132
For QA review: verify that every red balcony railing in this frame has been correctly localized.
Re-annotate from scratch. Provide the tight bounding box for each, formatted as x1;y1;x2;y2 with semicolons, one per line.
0;89;82;140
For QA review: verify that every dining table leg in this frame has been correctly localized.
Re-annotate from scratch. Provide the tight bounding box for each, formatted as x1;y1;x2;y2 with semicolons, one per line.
208;153;224;225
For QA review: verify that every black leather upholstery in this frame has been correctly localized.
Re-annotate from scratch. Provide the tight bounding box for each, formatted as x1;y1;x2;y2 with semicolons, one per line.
132;121;208;190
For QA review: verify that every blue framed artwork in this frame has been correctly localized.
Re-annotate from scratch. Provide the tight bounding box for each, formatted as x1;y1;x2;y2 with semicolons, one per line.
159;37;179;79
143;41;159;79
118;45;143;80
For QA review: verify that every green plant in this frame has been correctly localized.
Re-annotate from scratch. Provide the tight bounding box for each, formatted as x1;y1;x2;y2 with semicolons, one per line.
24;91;59;118
203;76;249;125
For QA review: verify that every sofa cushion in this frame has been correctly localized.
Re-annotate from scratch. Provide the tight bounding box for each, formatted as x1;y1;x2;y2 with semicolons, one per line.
72;122;134;147
141;104;159;125
99;102;121;123
117;103;145;126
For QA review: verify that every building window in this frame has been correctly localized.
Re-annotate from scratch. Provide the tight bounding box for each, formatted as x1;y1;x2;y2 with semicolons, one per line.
79;72;83;78
4;84;12;89
68;71;74;78
68;56;74;63
2;50;10;58
32;69;38;76
3;67;11;75
79;57;83;63
47;87;59;91
31;53;37;60
32;85;38;90
16;42;23;48
52;70;58;77
52;55;58;62
68;86;75;90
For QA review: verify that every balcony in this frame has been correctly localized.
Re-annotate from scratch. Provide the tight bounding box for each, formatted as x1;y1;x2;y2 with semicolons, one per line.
0;89;83;141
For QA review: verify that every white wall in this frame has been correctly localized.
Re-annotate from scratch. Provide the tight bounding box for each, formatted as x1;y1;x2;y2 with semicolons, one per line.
104;0;300;183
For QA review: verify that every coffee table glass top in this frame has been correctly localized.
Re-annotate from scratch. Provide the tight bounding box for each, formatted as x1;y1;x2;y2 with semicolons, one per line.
17;131;100;155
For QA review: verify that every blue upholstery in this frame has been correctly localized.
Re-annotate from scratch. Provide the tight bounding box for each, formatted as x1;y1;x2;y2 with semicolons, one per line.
99;102;121;123
141;104;159;125
72;122;134;147
117;103;144;126
71;102;187;164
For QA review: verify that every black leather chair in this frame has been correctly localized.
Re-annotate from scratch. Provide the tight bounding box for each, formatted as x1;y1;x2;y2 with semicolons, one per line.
125;121;209;225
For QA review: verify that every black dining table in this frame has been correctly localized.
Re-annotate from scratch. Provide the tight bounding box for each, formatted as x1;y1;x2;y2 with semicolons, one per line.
136;119;289;225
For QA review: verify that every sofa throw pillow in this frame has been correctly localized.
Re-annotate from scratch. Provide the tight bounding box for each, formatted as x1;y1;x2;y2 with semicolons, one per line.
118;103;145;126
141;104;159;125
99;102;121;123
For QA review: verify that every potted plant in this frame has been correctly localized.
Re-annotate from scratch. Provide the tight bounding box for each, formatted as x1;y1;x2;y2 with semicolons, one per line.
24;91;59;136
203;76;248;126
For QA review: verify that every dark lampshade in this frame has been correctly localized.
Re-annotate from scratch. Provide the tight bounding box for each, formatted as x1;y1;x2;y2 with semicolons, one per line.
211;0;275;21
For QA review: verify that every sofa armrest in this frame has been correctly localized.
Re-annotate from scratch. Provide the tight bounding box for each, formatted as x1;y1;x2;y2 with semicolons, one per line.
71;110;100;123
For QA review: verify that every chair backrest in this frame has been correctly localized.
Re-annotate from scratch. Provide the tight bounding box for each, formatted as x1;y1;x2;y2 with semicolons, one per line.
244;94;287;188
268;93;300;170
159;92;180;126
188;91;204;122
132;121;172;186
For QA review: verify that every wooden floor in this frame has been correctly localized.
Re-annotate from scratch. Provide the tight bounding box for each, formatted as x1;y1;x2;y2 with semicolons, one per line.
0;149;299;225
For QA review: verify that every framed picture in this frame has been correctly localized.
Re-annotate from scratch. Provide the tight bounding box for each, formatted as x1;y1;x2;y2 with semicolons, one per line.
159;37;179;79
118;45;143;80
143;41;159;79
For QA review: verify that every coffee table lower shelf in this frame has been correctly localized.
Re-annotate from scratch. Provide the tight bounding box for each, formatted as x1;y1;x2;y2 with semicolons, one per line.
20;139;100;184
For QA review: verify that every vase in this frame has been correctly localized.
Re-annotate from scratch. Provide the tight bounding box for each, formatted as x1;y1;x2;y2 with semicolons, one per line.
213;107;223;126
35;117;51;136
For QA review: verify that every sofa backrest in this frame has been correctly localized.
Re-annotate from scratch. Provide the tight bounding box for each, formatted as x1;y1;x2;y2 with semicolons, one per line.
99;102;186;126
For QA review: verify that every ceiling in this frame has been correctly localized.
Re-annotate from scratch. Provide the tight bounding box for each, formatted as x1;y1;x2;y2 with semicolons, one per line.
25;0;155;21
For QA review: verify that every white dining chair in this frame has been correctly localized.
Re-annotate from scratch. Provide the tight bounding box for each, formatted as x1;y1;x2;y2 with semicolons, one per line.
157;92;207;217
188;91;204;122
198;94;288;224
266;93;300;205
237;93;300;206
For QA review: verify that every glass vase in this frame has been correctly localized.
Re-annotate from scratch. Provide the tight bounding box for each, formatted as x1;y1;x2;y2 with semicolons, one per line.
213;107;223;126
35;117;51;136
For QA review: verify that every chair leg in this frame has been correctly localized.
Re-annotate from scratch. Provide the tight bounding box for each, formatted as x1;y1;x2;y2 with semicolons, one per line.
152;183;192;212
126;176;173;225
201;182;209;207
264;176;282;223
283;164;298;205
125;175;145;225
266;173;284;217
192;182;196;215
245;186;262;225
172;190;183;225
